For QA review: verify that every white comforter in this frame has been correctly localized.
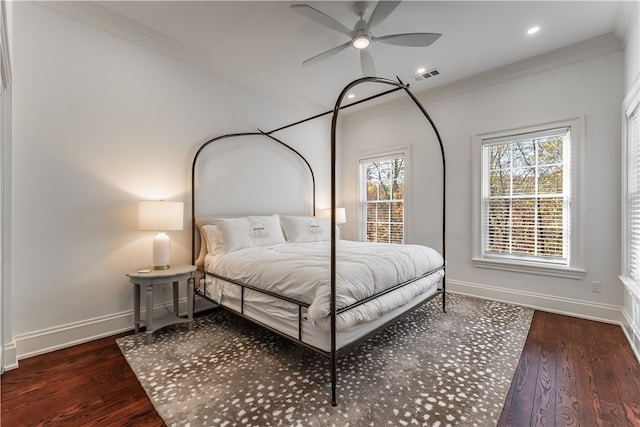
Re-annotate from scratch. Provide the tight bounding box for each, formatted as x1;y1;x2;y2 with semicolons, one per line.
204;240;444;331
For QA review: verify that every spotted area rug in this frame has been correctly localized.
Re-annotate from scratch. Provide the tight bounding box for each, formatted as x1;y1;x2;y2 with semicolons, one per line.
117;293;533;426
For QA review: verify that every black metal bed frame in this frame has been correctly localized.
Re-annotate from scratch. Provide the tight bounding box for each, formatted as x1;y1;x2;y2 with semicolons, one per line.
191;76;446;406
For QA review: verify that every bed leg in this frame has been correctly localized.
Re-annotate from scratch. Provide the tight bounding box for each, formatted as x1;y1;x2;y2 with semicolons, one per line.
331;358;337;406
442;291;446;313
442;278;446;313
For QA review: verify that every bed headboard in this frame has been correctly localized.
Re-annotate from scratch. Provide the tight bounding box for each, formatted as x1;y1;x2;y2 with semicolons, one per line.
191;132;316;264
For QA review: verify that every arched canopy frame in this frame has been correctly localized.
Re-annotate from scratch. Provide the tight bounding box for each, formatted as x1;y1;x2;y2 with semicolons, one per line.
190;77;446;407
191;131;316;263
328;76;446;405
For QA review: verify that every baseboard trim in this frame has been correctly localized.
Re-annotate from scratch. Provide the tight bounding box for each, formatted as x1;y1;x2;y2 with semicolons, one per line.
7;283;627;367
2;340;18;371
13;311;134;362
11;300;192;365
447;279;622;325
621;309;640;363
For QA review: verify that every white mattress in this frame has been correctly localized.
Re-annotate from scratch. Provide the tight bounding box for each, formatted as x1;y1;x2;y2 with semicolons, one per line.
200;240;444;351
203;277;440;352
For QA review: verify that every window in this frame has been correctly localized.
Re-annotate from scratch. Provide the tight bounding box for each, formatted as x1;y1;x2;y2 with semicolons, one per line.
473;118;585;278
622;79;640;292
484;128;569;262
359;151;406;243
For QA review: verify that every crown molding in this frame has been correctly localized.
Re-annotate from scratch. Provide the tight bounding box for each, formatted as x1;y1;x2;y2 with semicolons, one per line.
37;1;326;114
346;33;625;122
614;0;639;46
36;2;628;120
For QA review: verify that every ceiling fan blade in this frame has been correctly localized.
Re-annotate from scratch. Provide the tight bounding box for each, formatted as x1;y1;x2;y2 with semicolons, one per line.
373;32;442;47
303;41;351;67
291;4;353;36
367;1;401;31
360;49;376;76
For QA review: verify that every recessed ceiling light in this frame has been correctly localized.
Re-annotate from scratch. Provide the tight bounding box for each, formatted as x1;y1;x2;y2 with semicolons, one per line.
527;26;540;35
417;67;426;74
347;93;355;99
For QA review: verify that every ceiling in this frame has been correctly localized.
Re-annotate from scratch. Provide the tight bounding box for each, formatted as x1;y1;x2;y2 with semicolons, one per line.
48;1;628;112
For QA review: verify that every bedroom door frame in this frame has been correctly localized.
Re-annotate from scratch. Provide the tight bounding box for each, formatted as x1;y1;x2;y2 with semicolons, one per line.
0;0;12;373
0;86;11;374
0;84;11;374
0;85;4;373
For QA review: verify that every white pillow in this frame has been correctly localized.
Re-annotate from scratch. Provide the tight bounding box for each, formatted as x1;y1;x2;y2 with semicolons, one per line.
215;215;286;252
201;224;223;257
280;215;331;243
195;217;219;267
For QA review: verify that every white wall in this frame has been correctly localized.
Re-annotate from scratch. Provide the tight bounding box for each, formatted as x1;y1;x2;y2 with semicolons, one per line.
7;2;332;363
342;50;625;322
621;2;640;359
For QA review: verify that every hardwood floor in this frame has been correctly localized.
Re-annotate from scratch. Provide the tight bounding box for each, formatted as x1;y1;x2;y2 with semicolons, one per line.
1;332;164;426
2;311;639;426
498;311;640;427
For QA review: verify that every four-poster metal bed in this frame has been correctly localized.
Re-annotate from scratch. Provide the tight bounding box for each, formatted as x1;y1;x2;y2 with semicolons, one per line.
191;77;446;406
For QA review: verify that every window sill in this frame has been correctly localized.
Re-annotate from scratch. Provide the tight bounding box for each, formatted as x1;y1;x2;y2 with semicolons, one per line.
620;275;640;300
472;257;586;279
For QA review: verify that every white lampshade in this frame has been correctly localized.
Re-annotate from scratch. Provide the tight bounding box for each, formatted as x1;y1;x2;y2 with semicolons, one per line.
139;201;184;231
139;201;183;270
321;207;347;224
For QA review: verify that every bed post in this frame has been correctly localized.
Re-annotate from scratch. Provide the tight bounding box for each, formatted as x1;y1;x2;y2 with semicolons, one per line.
396;78;447;313
329;77;447;405
330;93;340;408
191;132;264;264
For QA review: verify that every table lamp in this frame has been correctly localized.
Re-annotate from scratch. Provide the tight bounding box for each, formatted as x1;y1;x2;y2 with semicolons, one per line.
138;200;184;270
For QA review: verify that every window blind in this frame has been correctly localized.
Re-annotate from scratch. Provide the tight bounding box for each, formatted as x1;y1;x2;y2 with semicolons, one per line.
359;154;405;243
628;102;640;284
482;127;571;264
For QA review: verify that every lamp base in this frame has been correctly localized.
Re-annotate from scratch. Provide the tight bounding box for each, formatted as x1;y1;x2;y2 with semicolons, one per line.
152;232;171;271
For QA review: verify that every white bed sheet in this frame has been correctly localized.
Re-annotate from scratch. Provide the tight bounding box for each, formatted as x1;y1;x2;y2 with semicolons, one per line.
201;240;444;342
201;276;440;352
204;240;444;331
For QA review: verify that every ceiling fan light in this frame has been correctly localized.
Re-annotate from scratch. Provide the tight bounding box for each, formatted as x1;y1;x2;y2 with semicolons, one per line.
352;35;370;50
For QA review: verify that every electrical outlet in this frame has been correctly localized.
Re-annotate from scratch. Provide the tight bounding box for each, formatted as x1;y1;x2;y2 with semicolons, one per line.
591;281;601;293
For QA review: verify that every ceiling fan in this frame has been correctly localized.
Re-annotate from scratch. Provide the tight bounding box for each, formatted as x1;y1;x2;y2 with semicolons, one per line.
291;1;441;76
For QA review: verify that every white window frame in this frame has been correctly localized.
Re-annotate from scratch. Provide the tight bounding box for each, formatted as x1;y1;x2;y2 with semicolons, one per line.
472;117;585;279
621;76;640;296
357;147;410;243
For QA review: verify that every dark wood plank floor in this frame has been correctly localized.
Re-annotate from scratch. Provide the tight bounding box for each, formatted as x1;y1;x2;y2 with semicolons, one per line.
498;311;640;427
1;332;164;427
2;311;639;426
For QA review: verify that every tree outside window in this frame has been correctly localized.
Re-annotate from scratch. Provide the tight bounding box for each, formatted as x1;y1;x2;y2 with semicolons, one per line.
360;154;405;243
483;127;570;265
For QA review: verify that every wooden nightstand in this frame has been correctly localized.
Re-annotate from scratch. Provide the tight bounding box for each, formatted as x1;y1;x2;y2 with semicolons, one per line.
126;265;196;344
